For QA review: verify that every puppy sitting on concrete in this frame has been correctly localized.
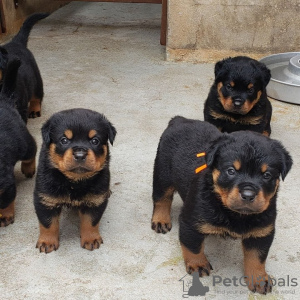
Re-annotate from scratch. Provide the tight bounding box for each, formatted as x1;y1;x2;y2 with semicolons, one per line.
34;109;116;253
203;56;272;136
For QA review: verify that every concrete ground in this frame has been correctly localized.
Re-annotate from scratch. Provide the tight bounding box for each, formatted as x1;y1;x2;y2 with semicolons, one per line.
0;2;299;300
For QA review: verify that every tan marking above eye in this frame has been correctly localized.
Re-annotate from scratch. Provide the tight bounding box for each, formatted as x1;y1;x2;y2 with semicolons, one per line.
261;163;268;173
88;129;97;139
233;160;241;170
248;83;254;89
64;129;73;139
230;81;235;87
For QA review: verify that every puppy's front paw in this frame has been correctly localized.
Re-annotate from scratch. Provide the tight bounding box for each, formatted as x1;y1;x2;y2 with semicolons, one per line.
245;273;273;294
0;215;14;227
151;203;172;234
186;258;213;277
181;244;213;277
0;202;15;227
21;159;36;178
36;237;59;254
81;235;103;251
151;220;172;234
28;111;41;118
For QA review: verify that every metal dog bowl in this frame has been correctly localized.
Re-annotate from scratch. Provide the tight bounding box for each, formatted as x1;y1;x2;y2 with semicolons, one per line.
260;52;300;104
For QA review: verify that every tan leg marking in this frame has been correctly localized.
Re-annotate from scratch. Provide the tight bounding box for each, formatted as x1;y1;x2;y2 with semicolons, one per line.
79;212;102;251
64;130;73;139
21;157;36;178
88;130;97;139
151;187;174;234
262;131;270;137
0;201;15;227
181;243;213;277
28;97;42;118
243;247;272;294
36;217;60;254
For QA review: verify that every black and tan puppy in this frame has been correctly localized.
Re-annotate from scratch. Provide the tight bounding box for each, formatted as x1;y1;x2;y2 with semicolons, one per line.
151;116;292;294
204;56;272;136
0;13;49;122
0;60;37;227
34;109;116;253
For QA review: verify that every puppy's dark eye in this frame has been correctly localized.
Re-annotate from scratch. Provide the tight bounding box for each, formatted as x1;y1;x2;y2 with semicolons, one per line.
263;172;272;180
90;137;100;146
248;87;254;94
226;83;233;91
227;167;236;176
60;137;69;145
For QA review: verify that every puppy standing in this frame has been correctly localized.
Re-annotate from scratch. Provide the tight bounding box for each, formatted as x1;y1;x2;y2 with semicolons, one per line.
34;109;116;253
0;13;49;122
151;116;292;294
203;56;272;135
0;60;37;226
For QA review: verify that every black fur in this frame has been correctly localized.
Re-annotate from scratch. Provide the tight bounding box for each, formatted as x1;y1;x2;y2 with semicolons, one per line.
34;108;117;253
204;56;272;135
0;60;37;227
0;13;49;122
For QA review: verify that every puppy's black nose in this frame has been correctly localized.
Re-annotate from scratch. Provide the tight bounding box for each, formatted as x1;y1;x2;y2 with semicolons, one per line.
73;147;88;161
240;186;256;202
233;98;244;107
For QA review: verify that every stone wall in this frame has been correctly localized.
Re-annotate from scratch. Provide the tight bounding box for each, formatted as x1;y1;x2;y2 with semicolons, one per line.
167;0;300;62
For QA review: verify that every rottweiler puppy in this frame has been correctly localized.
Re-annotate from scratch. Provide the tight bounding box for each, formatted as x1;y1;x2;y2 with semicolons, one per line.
0;13;49;122
203;56;272;136
34;109;116;253
0;60;37;227
152;116;292;294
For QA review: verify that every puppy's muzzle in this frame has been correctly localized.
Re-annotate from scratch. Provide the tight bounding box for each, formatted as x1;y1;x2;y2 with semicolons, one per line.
73;147;88;162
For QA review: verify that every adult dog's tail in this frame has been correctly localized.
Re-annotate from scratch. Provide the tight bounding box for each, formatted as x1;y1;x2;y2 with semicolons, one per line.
11;13;49;46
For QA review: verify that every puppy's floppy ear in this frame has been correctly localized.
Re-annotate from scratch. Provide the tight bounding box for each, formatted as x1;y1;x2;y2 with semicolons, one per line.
41;119;52;146
107;121;117;146
214;57;231;78
272;140;293;181
254;60;271;88
206;134;231;167
259;63;271;87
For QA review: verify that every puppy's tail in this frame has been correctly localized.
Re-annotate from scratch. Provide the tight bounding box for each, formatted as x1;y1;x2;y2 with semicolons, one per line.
0;59;21;104
11;13;50;46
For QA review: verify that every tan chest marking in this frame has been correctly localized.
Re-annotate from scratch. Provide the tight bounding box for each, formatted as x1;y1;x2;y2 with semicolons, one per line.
39;191;110;208
198;223;274;239
210;109;263;125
